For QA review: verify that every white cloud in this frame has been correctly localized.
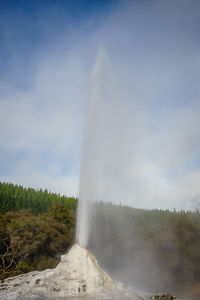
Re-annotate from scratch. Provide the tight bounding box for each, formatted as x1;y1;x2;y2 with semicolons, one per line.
0;159;79;196
0;43;88;195
1;0;200;208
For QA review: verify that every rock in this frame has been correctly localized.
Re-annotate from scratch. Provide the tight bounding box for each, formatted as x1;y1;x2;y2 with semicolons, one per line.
0;243;113;299
151;293;176;300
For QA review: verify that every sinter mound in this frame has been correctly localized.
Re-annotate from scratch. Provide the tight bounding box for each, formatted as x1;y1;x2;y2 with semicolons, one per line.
0;243;112;299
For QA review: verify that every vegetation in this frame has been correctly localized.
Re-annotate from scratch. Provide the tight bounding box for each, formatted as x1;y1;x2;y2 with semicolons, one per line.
0;182;76;280
0;205;76;280
0;182;77;215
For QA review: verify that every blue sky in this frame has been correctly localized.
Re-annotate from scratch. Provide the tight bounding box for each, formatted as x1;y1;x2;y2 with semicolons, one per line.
0;0;117;195
0;0;116;89
1;0;200;209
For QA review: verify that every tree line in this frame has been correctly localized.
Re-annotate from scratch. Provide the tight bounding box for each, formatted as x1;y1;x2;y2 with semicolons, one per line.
0;182;77;215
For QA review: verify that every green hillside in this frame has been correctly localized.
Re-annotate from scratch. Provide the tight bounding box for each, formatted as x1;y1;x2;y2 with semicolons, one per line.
0;182;77;215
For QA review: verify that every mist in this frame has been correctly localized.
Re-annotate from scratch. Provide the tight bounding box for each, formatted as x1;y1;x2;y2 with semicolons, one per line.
76;0;200;295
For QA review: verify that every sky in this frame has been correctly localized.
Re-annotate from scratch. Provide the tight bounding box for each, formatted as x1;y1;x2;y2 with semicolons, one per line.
0;0;200;210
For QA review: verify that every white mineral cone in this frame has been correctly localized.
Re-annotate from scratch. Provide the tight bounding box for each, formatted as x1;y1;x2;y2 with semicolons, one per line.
56;243;112;293
0;243;113;299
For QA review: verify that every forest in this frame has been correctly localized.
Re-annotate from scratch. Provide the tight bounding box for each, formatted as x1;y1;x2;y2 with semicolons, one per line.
0;182;77;214
0;182;77;280
0;182;200;299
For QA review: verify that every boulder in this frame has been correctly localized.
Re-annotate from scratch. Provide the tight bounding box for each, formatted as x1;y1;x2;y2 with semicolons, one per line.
151;293;176;300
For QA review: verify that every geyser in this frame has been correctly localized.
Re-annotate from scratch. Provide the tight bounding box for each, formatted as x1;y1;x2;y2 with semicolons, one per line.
0;48;176;299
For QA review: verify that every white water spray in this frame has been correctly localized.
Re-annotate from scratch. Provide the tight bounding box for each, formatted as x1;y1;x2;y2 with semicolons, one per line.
76;49;112;247
76;47;133;246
